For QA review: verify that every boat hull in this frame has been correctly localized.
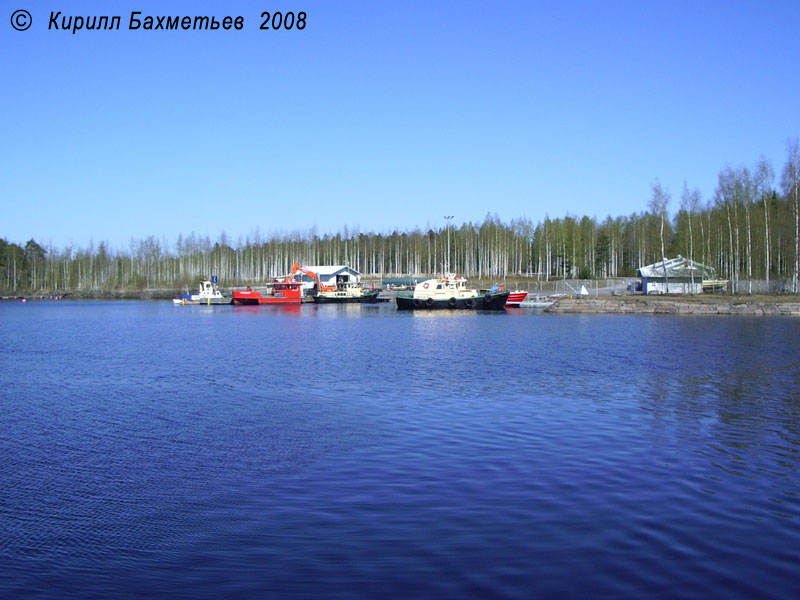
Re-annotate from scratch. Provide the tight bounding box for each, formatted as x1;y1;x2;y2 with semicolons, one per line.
232;285;303;305
314;291;381;304
396;291;509;310
505;291;528;307
173;297;232;305
528;301;554;309
232;293;302;305
233;297;302;305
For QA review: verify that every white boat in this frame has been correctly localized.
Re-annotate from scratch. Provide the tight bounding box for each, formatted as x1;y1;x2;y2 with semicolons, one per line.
173;280;231;305
526;295;554;309
395;273;509;310
314;281;380;303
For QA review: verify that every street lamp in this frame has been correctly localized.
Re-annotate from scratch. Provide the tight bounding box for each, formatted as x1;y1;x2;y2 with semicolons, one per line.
444;215;454;274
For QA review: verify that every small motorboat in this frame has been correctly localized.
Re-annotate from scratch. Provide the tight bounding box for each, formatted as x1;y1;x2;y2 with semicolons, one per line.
314;281;381;303
527;295;554;309
173;280;231;305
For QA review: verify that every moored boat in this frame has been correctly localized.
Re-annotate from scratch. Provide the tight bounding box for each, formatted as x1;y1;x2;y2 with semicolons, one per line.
232;281;303;305
395;274;509;310
173;280;231;305
505;291;528;307
314;282;381;304
527;295;554;309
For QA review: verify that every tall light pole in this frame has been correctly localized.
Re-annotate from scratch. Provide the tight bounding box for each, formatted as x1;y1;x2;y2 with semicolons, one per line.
444;215;453;274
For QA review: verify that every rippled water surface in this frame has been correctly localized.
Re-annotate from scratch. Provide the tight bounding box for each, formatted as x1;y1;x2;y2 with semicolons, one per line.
2;301;799;598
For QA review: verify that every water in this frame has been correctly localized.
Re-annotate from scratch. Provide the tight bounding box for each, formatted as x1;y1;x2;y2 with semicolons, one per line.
1;301;799;599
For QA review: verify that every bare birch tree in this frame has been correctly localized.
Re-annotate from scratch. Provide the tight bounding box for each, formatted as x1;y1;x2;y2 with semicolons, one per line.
782;139;800;294
650;180;671;293
754;157;774;291
681;182;702;292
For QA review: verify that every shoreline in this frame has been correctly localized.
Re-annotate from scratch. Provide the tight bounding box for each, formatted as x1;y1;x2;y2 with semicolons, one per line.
545;296;800;316
5;291;800;316
1;289;182;301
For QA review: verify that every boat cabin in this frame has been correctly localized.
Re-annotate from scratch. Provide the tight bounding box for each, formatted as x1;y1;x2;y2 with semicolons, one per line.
266;281;303;298
412;274;479;301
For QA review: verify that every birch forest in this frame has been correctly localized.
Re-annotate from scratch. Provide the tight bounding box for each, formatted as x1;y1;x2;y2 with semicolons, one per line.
3;141;800;294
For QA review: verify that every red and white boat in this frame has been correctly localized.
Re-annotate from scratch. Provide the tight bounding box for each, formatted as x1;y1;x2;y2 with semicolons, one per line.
505;291;528;307
232;281;303;305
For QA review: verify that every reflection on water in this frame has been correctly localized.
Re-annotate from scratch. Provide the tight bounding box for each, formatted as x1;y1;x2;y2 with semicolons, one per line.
1;303;799;599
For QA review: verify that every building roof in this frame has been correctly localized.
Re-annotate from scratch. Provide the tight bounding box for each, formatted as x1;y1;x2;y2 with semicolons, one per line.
303;265;361;276
382;277;425;286
637;256;716;279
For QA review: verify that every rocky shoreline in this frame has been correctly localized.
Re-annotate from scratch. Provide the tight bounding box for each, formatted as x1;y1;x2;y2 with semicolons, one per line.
545;296;800;316
1;289;183;301
6;291;800;316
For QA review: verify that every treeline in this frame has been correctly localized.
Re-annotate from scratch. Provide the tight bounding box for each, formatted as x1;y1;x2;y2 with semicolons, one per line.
2;141;799;294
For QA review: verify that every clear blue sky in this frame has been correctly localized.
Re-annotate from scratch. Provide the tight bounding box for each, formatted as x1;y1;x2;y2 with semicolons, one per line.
2;0;799;250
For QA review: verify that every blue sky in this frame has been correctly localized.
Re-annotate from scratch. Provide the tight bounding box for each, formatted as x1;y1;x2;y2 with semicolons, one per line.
2;0;799;249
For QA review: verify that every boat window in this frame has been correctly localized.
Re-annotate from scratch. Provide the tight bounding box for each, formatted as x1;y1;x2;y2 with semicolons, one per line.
436;284;442;290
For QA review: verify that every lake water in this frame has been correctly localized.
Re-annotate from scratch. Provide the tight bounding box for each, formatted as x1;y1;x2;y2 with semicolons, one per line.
1;301;799;599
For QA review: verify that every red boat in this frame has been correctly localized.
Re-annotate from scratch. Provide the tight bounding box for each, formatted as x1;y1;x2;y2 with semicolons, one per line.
232;281;304;305
505;291;528;307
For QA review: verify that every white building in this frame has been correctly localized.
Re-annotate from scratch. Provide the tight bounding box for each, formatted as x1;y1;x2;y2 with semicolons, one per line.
637;256;716;295
297;265;361;290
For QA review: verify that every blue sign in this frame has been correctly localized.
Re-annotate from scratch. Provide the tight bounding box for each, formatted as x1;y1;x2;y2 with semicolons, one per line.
212;275;218;283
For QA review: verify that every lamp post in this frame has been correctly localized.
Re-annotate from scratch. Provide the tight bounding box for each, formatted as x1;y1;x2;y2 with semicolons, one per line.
444;215;453;274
